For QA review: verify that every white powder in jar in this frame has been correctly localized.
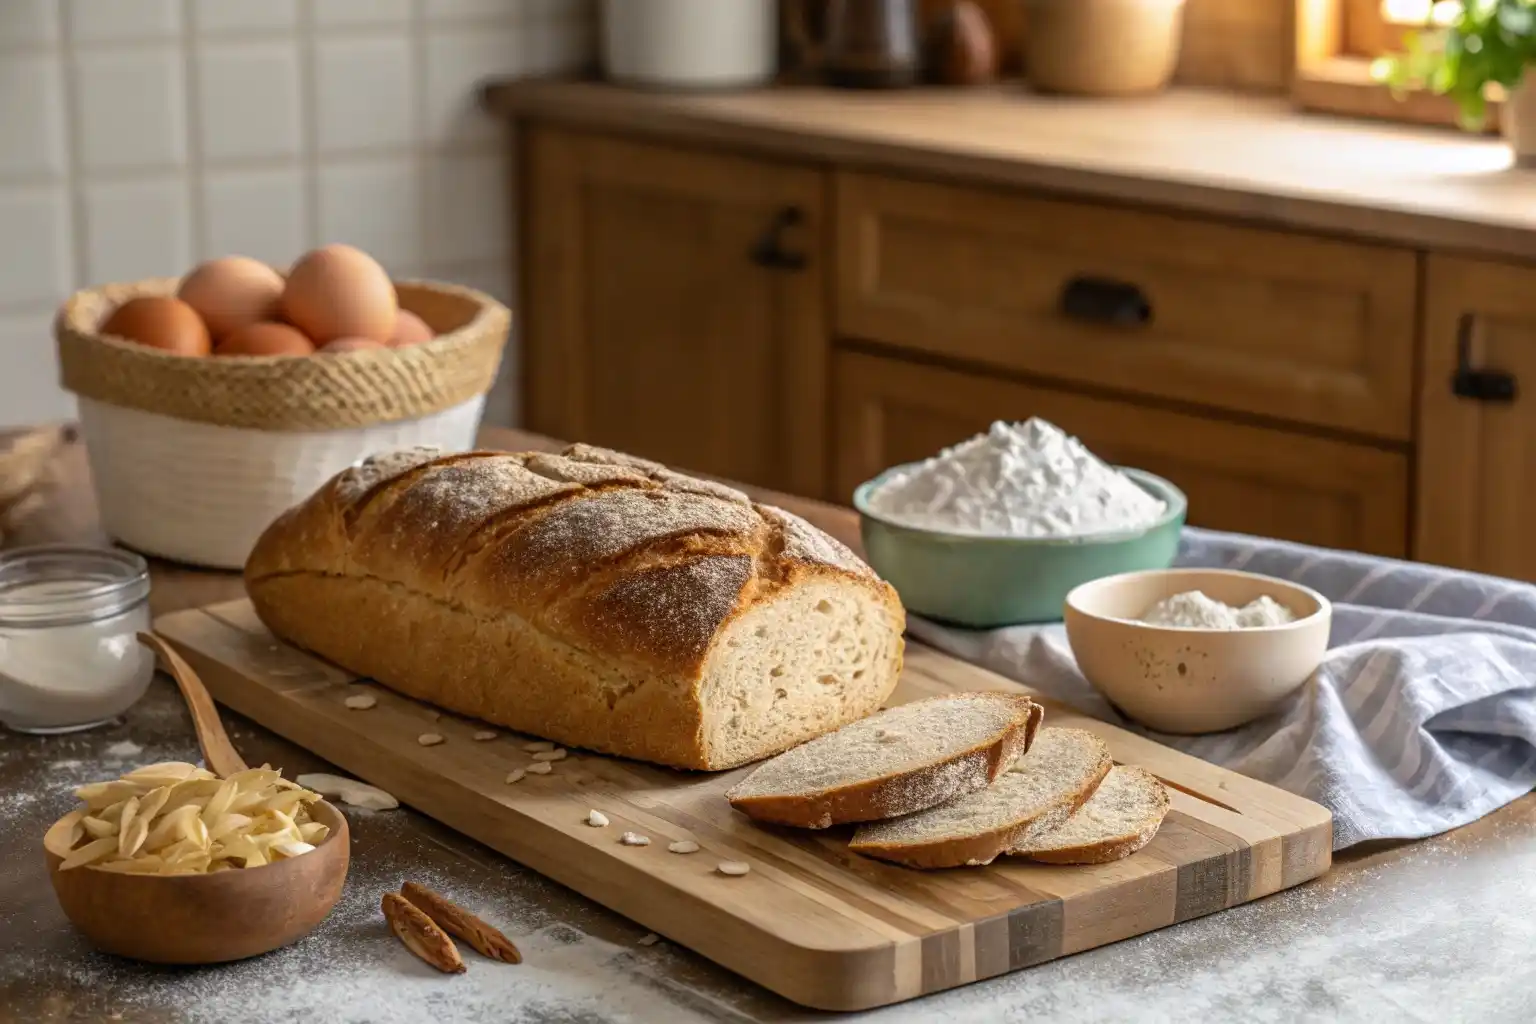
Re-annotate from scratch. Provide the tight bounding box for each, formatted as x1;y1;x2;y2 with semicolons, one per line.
1141;590;1297;630
864;419;1167;538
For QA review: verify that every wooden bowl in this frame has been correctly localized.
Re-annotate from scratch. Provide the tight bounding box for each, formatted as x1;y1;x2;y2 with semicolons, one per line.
1064;568;1331;734
45;799;350;964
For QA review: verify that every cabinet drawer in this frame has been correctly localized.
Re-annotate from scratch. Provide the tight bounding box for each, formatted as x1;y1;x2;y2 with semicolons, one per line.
834;350;1409;556
835;171;1417;440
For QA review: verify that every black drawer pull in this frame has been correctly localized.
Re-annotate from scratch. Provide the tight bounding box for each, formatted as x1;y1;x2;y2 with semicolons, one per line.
749;206;808;271
1059;276;1153;328
1452;313;1517;402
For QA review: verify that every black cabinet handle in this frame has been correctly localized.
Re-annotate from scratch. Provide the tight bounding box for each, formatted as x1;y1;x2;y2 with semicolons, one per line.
1451;313;1517;402
1059;276;1153;328
750;207;808;271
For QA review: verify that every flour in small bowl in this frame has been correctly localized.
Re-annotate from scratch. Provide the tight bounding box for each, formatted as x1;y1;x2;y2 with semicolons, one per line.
864;419;1168;538
1141;590;1296;630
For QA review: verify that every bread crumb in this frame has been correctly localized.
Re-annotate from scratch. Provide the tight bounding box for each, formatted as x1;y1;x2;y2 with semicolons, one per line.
504;769;525;784
619;832;650;847
667;840;699;855
637;933;660;947
531;748;567;762
522;741;555;752
586;810;609;828
526;762;553;775
472;730;497;741
343;694;377;710
717;861;750;876
417;733;444;747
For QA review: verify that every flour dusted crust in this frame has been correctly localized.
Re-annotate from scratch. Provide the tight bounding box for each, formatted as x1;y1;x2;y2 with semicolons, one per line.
245;444;906;770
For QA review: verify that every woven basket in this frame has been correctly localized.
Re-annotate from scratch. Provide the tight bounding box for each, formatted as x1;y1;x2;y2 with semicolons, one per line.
56;276;511;569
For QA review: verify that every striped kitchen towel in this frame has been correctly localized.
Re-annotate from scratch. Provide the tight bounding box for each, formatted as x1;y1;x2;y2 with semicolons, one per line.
908;528;1536;850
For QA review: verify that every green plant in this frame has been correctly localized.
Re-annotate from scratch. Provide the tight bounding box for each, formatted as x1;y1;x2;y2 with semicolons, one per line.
1374;0;1536;128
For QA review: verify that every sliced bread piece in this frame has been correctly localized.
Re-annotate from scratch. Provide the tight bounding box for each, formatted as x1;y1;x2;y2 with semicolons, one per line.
1009;765;1170;864
848;727;1112;869
726;692;1043;828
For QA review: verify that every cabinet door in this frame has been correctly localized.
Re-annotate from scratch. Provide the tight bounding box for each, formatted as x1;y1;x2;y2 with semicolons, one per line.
1418;255;1536;579
834;350;1410;556
523;127;828;498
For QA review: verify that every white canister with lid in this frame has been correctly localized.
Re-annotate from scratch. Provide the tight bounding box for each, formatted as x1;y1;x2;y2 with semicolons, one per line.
601;0;777;90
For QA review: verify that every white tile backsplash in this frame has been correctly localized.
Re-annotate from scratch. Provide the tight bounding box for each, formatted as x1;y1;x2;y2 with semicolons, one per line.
315;36;416;153
192;0;299;35
202;167;307;267
84;178;191;284
196;43;302;163
0;0;61;48
67;0;182;42
0;0;581;427
424;28;523;144
317;159;421;271
312;0;413;27
0;311;73;428
0;188;73;308
426;152;508;264
0;55;67;180
73;48;187;172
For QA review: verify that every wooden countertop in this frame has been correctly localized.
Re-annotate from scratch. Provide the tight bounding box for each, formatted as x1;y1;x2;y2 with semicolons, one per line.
484;79;1536;262
5;424;1536;1020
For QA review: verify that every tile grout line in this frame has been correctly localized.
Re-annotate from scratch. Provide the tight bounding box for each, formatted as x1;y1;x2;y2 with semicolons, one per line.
56;1;90;295
182;0;207;262
298;0;321;252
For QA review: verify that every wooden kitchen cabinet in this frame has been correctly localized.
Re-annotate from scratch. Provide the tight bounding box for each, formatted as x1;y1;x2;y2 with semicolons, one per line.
521;127;829;497
835;350;1411;556
1418;255;1536;579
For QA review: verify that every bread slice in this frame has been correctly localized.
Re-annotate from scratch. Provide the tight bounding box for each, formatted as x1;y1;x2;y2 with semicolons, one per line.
1008;765;1170;864
725;692;1044;828
848;727;1112;869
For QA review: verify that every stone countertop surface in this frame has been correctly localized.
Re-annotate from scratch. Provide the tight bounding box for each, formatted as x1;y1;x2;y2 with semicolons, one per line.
3;426;1535;1022
484;79;1536;262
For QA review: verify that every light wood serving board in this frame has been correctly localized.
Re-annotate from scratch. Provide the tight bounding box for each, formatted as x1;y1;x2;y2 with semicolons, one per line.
156;600;1333;1012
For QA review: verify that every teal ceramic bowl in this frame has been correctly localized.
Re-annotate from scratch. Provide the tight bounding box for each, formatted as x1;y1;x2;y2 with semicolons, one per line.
853;466;1187;628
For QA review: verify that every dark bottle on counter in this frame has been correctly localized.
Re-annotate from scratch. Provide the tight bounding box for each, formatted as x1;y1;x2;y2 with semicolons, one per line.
824;0;921;88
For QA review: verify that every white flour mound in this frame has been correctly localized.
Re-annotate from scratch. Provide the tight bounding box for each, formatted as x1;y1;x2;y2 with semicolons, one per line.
865;419;1167;538
1141;591;1297;630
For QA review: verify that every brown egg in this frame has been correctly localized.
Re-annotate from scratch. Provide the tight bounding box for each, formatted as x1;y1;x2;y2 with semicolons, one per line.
177;256;285;340
215;322;316;357
390;309;435;347
318;337;386;354
100;297;211;356
281;244;397;345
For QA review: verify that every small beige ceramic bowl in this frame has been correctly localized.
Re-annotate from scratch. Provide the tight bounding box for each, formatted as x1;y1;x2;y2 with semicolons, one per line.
1064;568;1331;734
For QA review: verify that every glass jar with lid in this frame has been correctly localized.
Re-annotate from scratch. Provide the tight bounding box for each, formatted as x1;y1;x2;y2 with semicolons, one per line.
0;545;154;734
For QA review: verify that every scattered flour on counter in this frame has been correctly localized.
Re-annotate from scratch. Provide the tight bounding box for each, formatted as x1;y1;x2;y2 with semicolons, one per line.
864;419;1167;538
105;740;142;758
1141;591;1297;630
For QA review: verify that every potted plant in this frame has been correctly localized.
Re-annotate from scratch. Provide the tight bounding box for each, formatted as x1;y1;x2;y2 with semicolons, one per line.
1375;0;1536;165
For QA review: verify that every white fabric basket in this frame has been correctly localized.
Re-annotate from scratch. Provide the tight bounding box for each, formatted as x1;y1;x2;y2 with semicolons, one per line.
79;395;487;570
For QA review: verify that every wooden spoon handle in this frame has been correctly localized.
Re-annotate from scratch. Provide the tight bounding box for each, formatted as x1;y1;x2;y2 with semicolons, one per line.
138;631;248;778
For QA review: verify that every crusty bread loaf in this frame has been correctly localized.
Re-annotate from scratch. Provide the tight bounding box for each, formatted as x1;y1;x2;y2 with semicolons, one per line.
725;692;1043;828
848;727;1112;869
1010;765;1170;864
244;444;906;771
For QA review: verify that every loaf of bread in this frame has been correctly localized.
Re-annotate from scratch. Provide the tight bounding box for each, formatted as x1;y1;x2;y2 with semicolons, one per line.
244;444;906;770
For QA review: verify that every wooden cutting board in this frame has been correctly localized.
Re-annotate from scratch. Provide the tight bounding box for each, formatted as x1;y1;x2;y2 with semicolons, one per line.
156;600;1333;1012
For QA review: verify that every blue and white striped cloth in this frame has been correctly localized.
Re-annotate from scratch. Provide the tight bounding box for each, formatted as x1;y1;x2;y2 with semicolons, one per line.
909;529;1536;850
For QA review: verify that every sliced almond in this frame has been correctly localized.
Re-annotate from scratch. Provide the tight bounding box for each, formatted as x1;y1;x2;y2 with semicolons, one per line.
504;769;526;784
525;762;552;775
400;882;522;964
667;840;700;855
717;861;751;876
417;733;445;747
382;892;465;974
531;749;567;763
585;810;609;828
618;832;650;847
472;730;497;741
344;694;377;710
